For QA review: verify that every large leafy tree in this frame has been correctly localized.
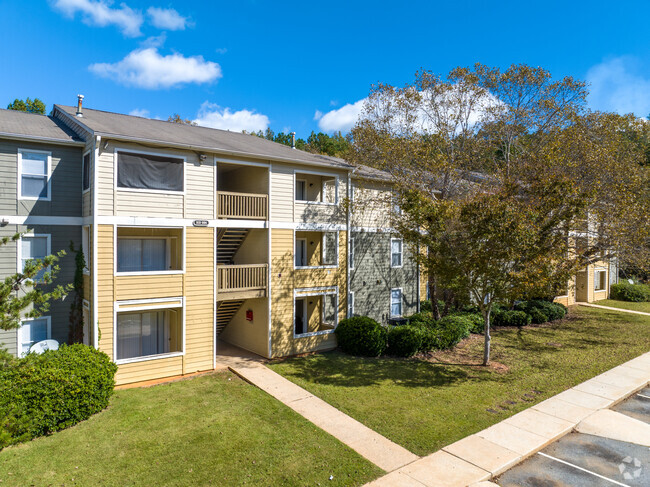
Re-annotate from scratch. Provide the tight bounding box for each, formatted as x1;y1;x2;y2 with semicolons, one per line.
351;63;650;364
0;234;70;332
7;98;46;115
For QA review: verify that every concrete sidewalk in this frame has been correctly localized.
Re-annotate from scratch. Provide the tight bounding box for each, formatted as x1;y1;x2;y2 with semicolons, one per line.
365;351;650;487
578;302;650;316
224;354;419;472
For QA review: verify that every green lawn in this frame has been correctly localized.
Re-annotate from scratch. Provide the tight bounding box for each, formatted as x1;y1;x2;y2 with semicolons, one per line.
0;371;381;487
269;306;650;456
597;299;650;313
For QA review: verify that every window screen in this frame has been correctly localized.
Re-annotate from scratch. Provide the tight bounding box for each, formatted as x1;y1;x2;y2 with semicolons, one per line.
322;232;337;265
117;152;183;191
82;153;90;191
116;311;176;360
117;238;167;272
20;151;49;198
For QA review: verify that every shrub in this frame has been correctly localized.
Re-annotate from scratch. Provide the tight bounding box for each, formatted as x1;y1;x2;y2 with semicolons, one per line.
611;282;650;302
387;326;423;357
0;344;117;448
335;316;387;357
528;308;549;324
450;312;485;334
515;300;567;322
420;300;432;313
436;315;472;348
493;310;531;328
407;320;440;351
407;312;434;325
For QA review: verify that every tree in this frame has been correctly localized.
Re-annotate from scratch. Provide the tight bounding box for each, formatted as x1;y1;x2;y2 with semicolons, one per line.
168;114;197;126
7;98;46;115
0;234;71;332
351;63;650;365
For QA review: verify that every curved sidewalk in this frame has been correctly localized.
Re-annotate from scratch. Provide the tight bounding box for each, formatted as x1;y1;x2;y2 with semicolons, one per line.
578;302;650;316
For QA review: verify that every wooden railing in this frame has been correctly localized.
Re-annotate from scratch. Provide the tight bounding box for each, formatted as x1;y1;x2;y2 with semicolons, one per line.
217;191;268;220
217;264;268;295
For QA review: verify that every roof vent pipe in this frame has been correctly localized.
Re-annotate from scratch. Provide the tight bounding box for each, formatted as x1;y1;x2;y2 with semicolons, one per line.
76;94;84;117
291;132;296;149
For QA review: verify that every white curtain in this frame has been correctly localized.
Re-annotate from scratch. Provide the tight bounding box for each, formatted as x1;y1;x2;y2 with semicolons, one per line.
117;311;170;360
117;239;166;272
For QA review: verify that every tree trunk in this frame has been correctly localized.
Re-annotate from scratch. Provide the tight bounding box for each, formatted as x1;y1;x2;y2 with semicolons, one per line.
483;308;491;366
429;274;441;320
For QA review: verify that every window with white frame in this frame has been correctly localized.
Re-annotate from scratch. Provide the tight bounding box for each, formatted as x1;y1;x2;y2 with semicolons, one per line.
391;239;403;268
117;151;184;192
595;269;607;291
116;309;182;361
19;150;50;200
294;290;338;337
295;238;307;267
295;179;306;200
116;227;182;273
349;237;355;269
19;317;50;356
82;152;90;192
322;232;338;266
20;235;50;281
348;291;355;317
82;226;90;273
295;231;338;268
295;172;337;204
390;288;403;317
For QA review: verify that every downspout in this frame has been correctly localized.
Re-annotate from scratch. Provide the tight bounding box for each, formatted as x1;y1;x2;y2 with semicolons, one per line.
92;135;100;349
346;171;352;318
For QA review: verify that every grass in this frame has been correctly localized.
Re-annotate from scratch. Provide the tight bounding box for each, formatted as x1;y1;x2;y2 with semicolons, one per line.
0;371;381;487
269;306;650;456
598;299;650;313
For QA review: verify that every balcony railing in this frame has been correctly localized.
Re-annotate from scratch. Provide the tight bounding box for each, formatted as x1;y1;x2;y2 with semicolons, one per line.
217;264;268;299
217;191;268;220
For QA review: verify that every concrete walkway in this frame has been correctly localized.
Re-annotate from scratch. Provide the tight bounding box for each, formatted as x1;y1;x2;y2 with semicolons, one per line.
578;302;650;316
224;354;419;472
365;352;650;487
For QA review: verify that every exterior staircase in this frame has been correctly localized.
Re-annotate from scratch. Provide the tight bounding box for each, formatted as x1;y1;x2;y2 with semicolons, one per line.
217;228;249;264
216;300;244;335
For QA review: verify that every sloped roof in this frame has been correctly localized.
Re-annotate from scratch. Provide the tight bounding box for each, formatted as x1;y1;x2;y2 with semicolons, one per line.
0;109;83;144
54;105;355;169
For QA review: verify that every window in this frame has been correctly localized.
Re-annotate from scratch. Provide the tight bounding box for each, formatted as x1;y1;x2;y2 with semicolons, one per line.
19;150;50;200
19;317;50;356
349;237;355;269
82;152;90;192
294;290;338;337
391;239;403;268
116;227;182;273
116;309;181;361
322;232;338;266
391;289;403;317
295;180;306;200
595;269;607;291
82;226;90;274
348;291;354;317
295;238;307;267
117;151;183;192
20;235;50;281
294;298;307;335
82;300;90;346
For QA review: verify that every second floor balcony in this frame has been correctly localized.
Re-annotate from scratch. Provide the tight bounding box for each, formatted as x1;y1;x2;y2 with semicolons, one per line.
217;162;269;220
217;191;268;220
217;264;268;300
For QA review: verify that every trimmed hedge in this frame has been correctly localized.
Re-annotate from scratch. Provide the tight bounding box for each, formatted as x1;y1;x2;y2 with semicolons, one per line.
0;344;117;448
437;315;472;348
528;308;549;325
611;282;650;302
387;326;423;357
450;312;485;334
493;310;531;328
334;316;387;357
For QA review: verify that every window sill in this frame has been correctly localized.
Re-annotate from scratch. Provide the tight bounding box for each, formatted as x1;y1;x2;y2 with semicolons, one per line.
295;200;337;206
294;329;336;339
116;270;184;276
115;351;183;365
295;265;338;270
116;187;185;196
18;196;51;202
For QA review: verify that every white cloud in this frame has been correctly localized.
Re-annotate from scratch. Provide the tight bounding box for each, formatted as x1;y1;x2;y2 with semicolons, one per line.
147;6;191;30
317;99;366;132
89;47;222;89
586;56;650;117
329;100;339;107
215;47;228;54
313;110;323;121
129;108;150;117
52;0;143;37
193;102;270;132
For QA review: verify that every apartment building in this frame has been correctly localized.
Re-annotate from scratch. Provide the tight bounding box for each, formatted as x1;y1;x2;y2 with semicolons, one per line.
0;103;420;385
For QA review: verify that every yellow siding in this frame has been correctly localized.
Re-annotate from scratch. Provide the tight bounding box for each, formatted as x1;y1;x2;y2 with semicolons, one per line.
270;229;346;357
114;275;184;300
270;163;293;222
83;274;90;301
115;355;184;384
97;225;115;359
220;297;269;357
183;227;215;374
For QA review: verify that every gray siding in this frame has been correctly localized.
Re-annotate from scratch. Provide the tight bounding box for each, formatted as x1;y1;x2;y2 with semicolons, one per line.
0;224;18;355
350;232;418;324
0;139;82;217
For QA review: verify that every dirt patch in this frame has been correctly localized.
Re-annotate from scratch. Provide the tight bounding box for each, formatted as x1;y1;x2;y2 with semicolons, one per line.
420;334;510;373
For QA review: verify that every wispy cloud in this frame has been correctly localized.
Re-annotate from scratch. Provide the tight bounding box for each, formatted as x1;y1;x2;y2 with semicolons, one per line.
89;47;222;89
51;0;143;37
587;56;650;117
129;108;150;117
193;101;269;132
317;99;366;132
147;6;191;30
215;47;228;54
313;110;323;121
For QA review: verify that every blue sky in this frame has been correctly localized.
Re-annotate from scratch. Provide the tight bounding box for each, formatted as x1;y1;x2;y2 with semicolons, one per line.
2;1;650;137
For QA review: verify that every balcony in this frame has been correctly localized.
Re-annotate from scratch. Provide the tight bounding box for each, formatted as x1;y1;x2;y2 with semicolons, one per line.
217;191;268;220
217;264;268;300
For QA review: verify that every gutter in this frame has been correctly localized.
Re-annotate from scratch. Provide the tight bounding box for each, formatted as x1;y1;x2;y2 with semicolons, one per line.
0;132;85;147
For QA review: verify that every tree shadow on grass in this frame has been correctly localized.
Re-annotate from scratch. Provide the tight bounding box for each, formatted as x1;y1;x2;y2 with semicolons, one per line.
271;350;473;389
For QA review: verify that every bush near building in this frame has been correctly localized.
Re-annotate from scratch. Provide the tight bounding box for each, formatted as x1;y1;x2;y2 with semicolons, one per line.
610;282;650;302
